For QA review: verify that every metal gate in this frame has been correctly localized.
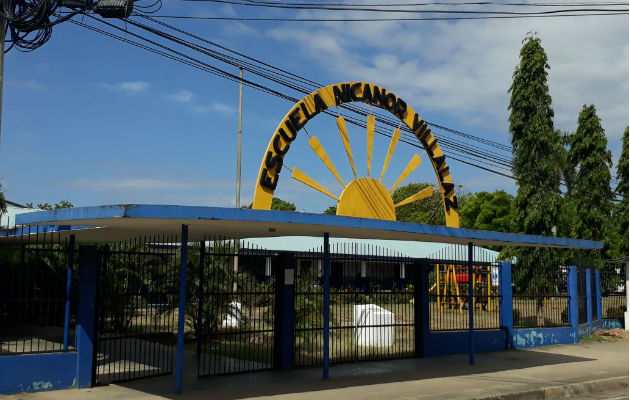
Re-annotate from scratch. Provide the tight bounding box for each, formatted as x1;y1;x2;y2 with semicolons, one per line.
197;238;275;376
293;243;415;367
93;236;179;384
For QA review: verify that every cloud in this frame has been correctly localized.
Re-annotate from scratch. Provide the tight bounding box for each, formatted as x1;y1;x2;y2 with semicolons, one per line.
193;102;235;115
266;14;628;150
6;80;44;90
99;81;150;94
170;89;194;103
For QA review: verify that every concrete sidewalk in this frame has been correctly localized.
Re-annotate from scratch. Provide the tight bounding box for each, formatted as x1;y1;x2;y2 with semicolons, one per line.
4;340;628;400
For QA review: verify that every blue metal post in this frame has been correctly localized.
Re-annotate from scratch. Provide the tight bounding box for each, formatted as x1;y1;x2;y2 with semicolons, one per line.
595;269;602;322
175;225;188;394
75;246;98;388
468;242;474;365
567;266;578;341
586;268;593;325
63;234;75;351
498;261;513;349
323;232;330;379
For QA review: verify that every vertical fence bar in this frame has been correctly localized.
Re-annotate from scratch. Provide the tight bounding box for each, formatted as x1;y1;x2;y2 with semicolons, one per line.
322;233;330;379
175;225;188;394
63;234;75;351
467;242;474;365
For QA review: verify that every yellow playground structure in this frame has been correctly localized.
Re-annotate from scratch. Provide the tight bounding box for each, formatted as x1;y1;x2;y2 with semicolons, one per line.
431;263;499;313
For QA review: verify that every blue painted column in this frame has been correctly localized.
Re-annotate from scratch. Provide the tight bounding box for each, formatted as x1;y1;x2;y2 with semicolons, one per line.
322;233;330;379
498;261;513;349
274;251;295;370
175;225;188;394
75;245;98;388
586;268;593;325
63;234;75;351
595;270;602;322
567;266;578;341
467;242;474;365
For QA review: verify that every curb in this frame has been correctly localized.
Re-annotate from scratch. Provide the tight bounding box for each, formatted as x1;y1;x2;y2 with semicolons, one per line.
477;376;629;400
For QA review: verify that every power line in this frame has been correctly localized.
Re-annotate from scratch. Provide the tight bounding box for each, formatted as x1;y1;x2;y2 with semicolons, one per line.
183;0;628;15
71;14;622;198
146;11;627;21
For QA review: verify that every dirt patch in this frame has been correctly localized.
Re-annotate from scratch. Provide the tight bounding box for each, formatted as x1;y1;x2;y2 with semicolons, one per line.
581;329;629;343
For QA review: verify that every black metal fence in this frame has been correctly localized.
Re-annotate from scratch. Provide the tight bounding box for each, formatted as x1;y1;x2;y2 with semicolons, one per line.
197;238;275;376
0;229;77;355
93;236;179;384
428;245;501;331
601;267;626;321
293;243;415;367
512;258;570;329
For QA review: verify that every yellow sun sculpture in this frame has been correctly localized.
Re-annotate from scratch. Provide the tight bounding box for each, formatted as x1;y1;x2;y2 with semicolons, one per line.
252;82;460;228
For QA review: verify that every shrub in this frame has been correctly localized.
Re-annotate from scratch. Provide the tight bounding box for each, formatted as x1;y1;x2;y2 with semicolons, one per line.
513;308;521;325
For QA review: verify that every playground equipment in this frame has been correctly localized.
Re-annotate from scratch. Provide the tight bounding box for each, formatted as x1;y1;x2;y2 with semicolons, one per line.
431;264;498;313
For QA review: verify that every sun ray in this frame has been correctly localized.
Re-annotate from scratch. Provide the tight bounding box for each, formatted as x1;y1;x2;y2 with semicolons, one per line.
291;167;340;201
380;128;401;182
390;153;422;193
366;115;375;176
394;186;433;208
307;136;346;187
336;116;358;178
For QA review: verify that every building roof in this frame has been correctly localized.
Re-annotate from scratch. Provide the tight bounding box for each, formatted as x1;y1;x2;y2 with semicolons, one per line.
243;236;500;261
9;204;602;250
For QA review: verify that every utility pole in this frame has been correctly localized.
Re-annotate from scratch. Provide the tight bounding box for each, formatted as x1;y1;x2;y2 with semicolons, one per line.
233;68;243;291
235;67;243;208
0;16;5;144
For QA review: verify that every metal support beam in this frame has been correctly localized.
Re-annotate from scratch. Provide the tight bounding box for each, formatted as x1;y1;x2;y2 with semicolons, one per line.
175;225;188;394
323;232;330;379
468;242;475;365
63;234;75;351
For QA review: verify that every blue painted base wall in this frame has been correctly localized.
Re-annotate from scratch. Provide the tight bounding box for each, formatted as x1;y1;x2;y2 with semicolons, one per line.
0;352;77;394
512;327;577;349
601;319;623;329
424;330;506;357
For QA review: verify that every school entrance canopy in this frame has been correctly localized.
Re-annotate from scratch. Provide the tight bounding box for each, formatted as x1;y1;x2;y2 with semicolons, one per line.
12;204;601;250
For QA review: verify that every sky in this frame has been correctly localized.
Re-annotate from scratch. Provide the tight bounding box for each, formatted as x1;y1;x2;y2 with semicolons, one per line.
0;1;627;213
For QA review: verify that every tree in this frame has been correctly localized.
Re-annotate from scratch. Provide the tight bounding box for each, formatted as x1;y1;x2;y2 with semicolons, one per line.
26;201;74;210
508;34;563;238
459;190;517;233
323;205;337;215
270;197;296;211
0;183;6;214
609;127;629;258
507;34;564;306
392;182;469;225
566;105;612;251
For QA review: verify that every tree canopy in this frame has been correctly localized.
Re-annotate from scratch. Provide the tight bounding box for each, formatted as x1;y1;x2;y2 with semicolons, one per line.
459;190;517;233
508;34;563;291
271;197;296;212
566;105;612;245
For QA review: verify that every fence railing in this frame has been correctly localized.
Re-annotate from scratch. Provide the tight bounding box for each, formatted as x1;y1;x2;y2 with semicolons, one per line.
427;244;501;331
294;243;415;367
0;229;77;356
512;266;570;329
601;268;626;321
